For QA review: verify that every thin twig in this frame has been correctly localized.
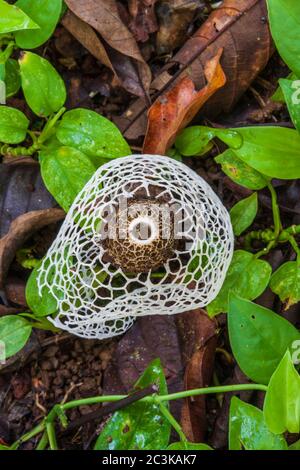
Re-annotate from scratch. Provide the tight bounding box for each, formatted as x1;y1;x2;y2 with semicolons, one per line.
61;384;158;435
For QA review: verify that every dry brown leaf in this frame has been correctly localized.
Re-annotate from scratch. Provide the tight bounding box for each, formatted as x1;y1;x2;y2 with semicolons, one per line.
176;309;217;442
0;209;65;288
61;11;114;72
117;0;272;140
64;0;151;98
143;50;226;154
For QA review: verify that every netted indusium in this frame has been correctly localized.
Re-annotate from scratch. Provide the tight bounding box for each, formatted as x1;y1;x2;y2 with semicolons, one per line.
37;154;234;339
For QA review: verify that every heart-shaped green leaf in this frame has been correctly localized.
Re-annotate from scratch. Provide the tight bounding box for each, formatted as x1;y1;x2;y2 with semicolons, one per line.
264;351;300;434
15;0;62;49
230;192;258;236
39;146;96;212
229;397;287;450
270;261;300;309
228;294;300;384
267;0;300;77
19;52;66;117
0;0;39;34
56;108;131;167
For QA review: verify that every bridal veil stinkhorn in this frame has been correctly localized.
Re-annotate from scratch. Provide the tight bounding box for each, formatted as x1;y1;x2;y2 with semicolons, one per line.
37;154;234;339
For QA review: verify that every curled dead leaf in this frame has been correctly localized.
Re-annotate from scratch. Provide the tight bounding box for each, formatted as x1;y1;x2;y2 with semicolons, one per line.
61;11;114;72
176;309;217;442
143;50;226;154
64;0;151;98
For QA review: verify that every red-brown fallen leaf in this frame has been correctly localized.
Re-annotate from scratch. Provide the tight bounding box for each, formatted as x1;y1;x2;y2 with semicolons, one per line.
117;0;272;140
143;50;226;154
0;208;65;288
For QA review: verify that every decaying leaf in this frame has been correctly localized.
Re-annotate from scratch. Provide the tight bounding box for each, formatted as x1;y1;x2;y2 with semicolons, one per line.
0;208;65;288
61;11;114;72
118;0;272;140
128;0;158;42
143;50;226;154
64;0;151;98
176;309;217;442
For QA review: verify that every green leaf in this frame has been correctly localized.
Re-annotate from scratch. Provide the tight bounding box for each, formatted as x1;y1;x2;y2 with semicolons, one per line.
230;193;258;236
267;0;300;76
175;126;216;156
229;397;287;450
264;350;300;434
215;149;268;190
207;250;272;316
5;59;21;98
15;0;62;49
167;442;213;450
19;52;66;117
0;444;10;450
0;0;39;34
272;72;297;102
177;125;300;179
0;316;32;358
94;359;170;450
39;146;96;212
56;108;131;167
228;294;300;384
219;127;300;180
25;261;58;317
270;261;300;308
279;78;300;132
0;105;29;143
289;439;300;450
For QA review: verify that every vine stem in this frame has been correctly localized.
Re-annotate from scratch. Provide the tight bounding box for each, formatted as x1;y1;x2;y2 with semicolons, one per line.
13;384;268;450
61;384;267;411
156;400;187;443
267;181;282;238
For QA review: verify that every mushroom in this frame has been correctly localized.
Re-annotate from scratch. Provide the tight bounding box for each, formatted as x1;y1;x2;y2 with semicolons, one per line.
37;155;234;339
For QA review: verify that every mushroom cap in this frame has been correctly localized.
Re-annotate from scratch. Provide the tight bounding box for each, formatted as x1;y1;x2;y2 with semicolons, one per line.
104;198;177;273
37;154;234;339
